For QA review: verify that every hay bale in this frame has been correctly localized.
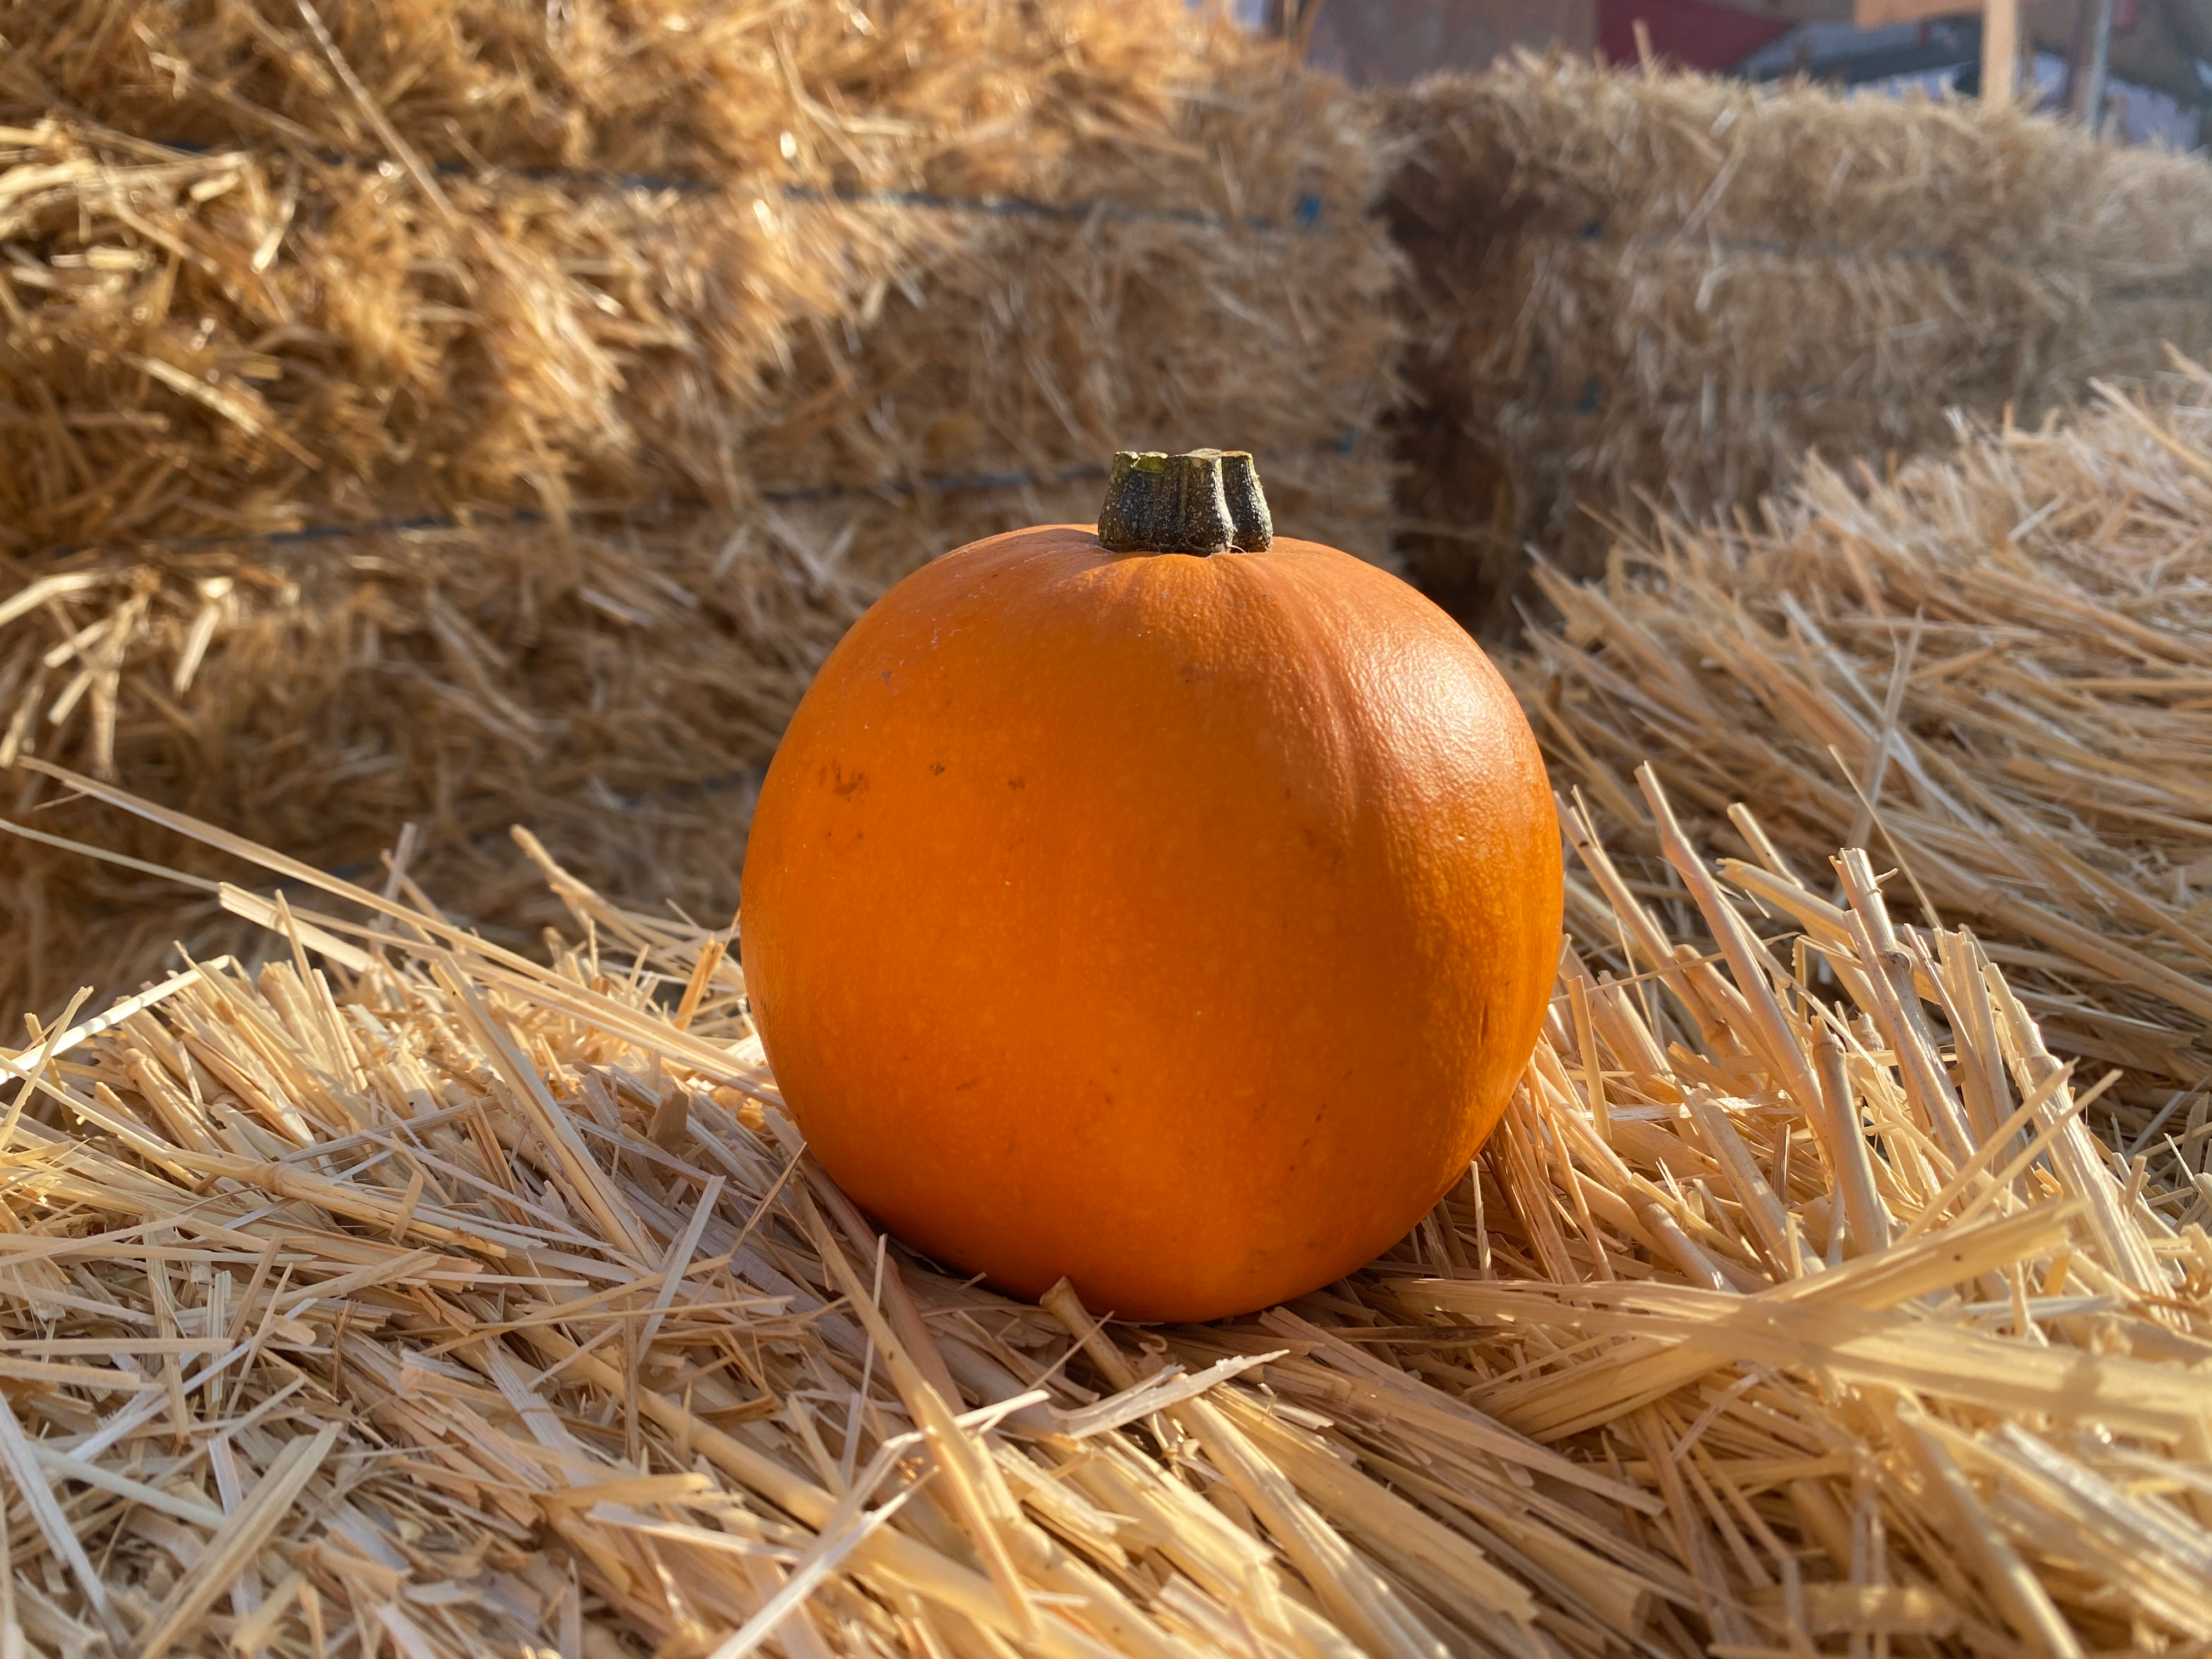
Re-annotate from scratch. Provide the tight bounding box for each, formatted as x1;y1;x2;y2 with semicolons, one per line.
0;495;926;1012
0;121;664;546
1;3;1390;549
1;0;1178;185
1384;53;2212;635
0;113;973;546
8;764;2210;1658
743;41;1403;562
0;1;1403;1012
1520;358;2212;1115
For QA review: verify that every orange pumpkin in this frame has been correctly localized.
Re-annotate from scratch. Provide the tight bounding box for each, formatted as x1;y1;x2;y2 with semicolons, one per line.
739;450;1560;1322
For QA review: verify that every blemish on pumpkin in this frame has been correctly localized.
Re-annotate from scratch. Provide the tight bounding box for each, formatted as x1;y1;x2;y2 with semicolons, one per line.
1007;777;1025;789
952;1079;980;1092
1300;826;1345;868
831;767;868;797
929;763;946;774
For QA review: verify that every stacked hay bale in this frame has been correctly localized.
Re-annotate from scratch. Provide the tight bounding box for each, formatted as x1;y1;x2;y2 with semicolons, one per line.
1522;362;2212;1131
0;1;1402;1012
1385;53;2212;636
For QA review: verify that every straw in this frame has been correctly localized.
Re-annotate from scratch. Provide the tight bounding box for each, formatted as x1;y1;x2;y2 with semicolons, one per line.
1519;357;2212;1199
0;0;1403;1014
1383;52;2212;633
2;758;2207;1657
1;1;1400;552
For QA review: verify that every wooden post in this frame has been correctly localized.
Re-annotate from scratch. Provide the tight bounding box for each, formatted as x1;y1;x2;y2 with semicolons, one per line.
1981;0;2020;104
2081;0;2118;133
1288;0;1329;58
2060;0;2092;111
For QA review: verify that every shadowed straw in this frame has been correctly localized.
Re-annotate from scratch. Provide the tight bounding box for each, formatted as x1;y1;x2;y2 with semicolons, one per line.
1;759;2207;1658
1381;52;2212;634
1518;356;2212;1194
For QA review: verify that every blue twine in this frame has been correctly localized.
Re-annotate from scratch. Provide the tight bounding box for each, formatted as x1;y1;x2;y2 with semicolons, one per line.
781;183;1322;235
1560;379;1922;414
33;509;541;563
1567;219;1957;268
24;455;1297;561
754;461;1108;509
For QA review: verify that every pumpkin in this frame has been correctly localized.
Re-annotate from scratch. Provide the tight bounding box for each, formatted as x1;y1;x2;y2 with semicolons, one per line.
738;449;1561;1322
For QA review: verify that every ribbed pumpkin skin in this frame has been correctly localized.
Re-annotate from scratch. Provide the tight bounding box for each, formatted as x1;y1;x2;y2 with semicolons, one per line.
739;526;1560;1322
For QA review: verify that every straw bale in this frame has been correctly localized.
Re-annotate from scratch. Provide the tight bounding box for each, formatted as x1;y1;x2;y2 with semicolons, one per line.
5;761;2209;1658
0;493;919;1014
742;40;1404;563
2;3;1395;551
1383;54;2212;635
0;0;1182;186
0;123;593;545
0;116;972;547
0;0;1403;1010
1520;360;2212;1125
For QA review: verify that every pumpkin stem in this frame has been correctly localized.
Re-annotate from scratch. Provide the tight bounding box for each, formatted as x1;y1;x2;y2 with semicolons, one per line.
1097;449;1273;556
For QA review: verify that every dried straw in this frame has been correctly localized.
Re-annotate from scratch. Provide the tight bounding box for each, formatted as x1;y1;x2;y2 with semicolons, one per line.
2;0;1173;185
3;3;1398;548
0;0;1403;1013
1520;357;2212;1173
1383;53;2212;634
741;37;1402;562
0;487;1096;1016
3;755;2209;1657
